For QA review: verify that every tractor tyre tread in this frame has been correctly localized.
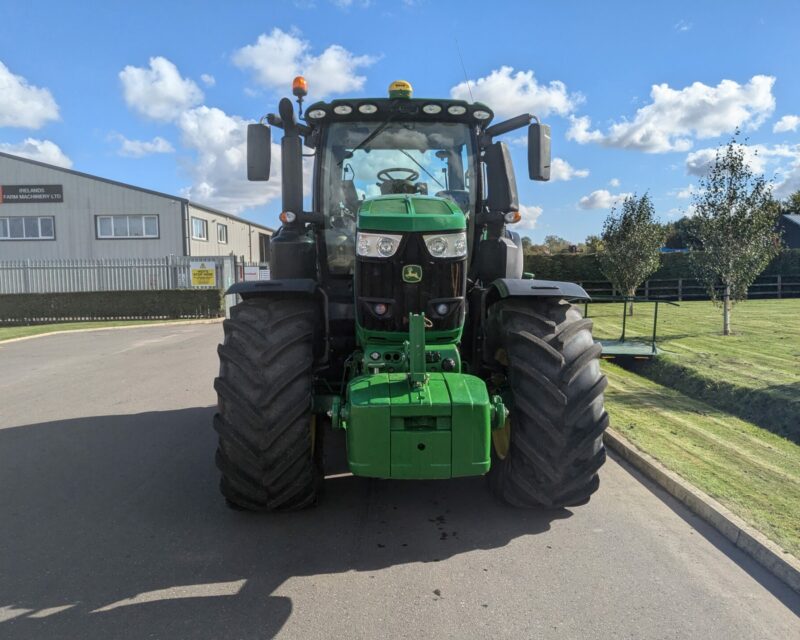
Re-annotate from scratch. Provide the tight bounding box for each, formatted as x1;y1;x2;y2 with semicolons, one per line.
214;295;321;511
487;297;608;508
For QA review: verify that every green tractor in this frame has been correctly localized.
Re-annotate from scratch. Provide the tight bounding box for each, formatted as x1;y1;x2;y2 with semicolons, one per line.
214;78;608;511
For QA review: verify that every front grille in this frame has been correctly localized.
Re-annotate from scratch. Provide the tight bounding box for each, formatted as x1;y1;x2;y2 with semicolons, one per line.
356;233;465;333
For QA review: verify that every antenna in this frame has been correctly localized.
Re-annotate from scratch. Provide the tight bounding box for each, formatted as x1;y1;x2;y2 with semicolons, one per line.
455;37;474;102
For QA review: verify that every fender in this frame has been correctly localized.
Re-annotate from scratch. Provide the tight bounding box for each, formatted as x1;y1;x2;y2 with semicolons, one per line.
226;278;318;298
488;277;590;303
226;278;329;363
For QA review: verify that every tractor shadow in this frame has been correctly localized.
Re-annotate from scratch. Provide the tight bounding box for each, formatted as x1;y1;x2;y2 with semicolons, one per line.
0;407;568;639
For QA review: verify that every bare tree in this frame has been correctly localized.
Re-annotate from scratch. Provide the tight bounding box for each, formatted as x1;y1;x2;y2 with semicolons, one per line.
691;137;782;335
598;193;664;315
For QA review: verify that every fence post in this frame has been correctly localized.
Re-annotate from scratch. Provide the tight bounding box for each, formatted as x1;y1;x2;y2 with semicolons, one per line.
678;278;683;302
777;274;782;299
645;280;650;299
23;259;31;293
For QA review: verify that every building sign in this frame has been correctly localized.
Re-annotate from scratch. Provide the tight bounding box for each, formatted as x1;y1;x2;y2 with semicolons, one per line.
0;185;63;204
243;266;260;281
190;261;217;287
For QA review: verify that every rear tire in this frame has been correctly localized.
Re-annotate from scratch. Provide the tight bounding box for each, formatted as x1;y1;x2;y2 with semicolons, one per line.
214;295;322;511
486;297;608;508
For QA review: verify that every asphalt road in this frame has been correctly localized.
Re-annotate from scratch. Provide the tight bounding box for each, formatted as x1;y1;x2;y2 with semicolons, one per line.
0;323;797;640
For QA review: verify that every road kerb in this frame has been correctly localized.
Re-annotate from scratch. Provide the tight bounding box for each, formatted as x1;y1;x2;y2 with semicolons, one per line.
0;318;223;345
604;427;800;594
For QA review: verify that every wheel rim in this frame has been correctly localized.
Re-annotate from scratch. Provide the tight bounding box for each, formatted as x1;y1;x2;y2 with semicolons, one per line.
492;416;511;460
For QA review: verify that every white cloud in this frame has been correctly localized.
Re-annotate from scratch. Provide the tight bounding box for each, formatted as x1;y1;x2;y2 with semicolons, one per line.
578;189;632;210
233;28;375;98
177;105;283;212
0;138;72;168
567;75;776;153
517;204;543;230
774;152;800;199
566;115;604;144
0;61;60;129
684;142;800;199
113;134;174;158
450;66;582;120
674;19;693;32
672;183;699;199
119;57;204;122
549;157;589;182
609;178;620;187
200;73;216;87
774;115;800;133
666;204;697;218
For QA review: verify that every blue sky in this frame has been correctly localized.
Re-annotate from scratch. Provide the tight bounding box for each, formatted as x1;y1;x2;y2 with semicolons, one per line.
1;0;799;241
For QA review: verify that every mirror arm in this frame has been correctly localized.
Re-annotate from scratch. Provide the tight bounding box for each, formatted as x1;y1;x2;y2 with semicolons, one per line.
481;113;535;146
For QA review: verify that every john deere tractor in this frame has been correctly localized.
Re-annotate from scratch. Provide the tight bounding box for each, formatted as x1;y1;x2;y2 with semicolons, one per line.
214;79;608;511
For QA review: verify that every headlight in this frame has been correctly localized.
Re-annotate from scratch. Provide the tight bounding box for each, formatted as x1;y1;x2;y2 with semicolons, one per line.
357;232;402;258
423;232;467;258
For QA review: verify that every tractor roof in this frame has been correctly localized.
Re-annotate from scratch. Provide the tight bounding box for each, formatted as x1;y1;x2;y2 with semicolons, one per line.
302;97;495;128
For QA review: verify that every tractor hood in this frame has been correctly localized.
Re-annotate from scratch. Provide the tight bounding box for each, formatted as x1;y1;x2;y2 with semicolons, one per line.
357;195;466;234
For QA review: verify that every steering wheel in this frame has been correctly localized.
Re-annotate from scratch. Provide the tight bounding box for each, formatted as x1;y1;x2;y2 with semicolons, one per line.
377;167;419;183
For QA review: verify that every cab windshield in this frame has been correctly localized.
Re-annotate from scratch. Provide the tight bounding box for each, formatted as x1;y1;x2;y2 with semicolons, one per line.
319;120;476;274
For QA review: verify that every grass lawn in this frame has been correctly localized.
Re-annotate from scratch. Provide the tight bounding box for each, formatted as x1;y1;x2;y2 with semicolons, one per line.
587;299;800;441
0;319;187;342
603;361;800;558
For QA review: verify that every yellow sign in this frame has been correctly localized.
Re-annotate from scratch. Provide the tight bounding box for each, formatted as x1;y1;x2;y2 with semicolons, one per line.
190;261;217;287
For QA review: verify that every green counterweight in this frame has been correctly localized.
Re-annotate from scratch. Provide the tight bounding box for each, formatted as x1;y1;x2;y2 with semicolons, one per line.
342;312;505;479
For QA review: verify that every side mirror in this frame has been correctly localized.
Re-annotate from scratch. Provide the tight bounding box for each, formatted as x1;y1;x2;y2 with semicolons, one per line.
528;123;551;181
247;124;271;181
485;141;519;213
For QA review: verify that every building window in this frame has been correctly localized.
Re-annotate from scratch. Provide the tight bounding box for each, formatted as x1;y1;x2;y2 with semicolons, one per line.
96;215;158;239
217;223;228;244
192;217;208;241
0;216;56;240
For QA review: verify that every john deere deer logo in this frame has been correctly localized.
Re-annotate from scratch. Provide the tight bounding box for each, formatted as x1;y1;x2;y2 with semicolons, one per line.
402;264;422;283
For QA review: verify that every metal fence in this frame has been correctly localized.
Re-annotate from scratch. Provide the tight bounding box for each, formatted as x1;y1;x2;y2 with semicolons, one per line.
0;256;236;295
577;274;800;300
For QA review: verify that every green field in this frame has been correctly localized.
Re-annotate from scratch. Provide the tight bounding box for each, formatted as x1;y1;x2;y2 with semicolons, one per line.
588;299;800;441
588;299;800;556
0;319;185;342
603;362;800;557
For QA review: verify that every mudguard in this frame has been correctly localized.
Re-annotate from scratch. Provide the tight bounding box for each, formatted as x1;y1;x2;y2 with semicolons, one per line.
489;278;590;301
226;278;318;298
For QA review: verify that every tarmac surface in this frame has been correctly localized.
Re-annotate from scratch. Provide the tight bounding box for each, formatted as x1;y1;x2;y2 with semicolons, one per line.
0;323;798;639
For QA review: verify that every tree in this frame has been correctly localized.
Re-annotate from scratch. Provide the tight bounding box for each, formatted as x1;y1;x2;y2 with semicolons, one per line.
521;236;533;253
663;216;700;250
690;137;782;335
780;189;800;214
542;235;572;255
584;234;604;254
598;193;664;316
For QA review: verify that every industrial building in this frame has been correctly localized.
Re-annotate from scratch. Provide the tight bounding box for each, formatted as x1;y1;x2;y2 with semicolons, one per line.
0;151;272;262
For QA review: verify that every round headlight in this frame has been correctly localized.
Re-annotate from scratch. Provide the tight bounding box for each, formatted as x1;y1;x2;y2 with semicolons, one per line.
423;104;442;114
373;303;388;316
377;236;397;257
358;235;370;255
333;105;353;115
473;109;491;120
428;236;448;257
358;104;378;114
447;105;467;115
454;235;467;255
435;303;449;316
307;109;326;119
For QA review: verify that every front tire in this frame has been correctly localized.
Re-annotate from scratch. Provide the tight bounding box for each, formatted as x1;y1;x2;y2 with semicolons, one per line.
214;295;322;511
486;297;608;508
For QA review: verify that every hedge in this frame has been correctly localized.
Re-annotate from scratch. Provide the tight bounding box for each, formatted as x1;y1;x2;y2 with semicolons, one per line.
0;289;223;324
524;248;800;282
